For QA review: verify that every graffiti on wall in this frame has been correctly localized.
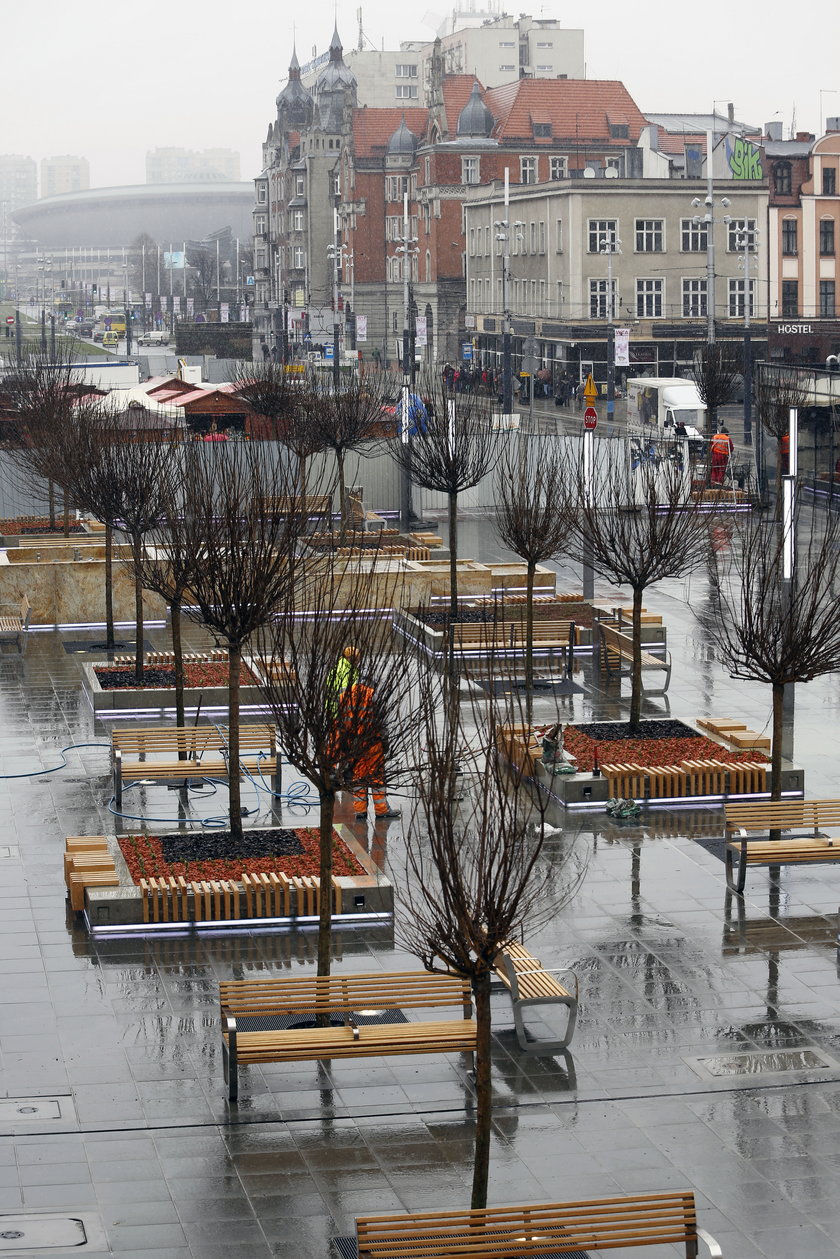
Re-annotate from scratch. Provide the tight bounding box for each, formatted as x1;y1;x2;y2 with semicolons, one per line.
726;136;764;180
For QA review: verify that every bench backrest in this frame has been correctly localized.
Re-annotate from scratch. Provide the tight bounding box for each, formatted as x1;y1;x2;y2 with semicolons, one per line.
112;723;276;758
220;971;472;1017
453;622;576;642
355;1191;698;1257
725;798;840;832
599;622;634;652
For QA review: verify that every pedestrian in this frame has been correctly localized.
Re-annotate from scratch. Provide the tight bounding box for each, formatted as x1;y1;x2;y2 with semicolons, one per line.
326;646;359;719
260;339;269;362
339;679;400;822
710;426;734;485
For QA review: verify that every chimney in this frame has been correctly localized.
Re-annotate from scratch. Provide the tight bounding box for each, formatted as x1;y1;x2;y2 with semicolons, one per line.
827;117;840;133
765;121;783;142
728;102;735;125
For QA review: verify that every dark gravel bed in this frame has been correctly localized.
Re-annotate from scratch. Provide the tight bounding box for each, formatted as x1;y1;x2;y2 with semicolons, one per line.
95;667;176;689
160;828;305;864
572;720;697;741
416;603;592;628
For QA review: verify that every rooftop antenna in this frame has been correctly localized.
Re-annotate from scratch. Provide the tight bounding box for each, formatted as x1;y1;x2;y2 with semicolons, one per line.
357;6;364;51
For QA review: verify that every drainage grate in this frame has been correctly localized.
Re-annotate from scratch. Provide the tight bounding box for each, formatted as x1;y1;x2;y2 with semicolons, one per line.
690;1047;838;1078
0;1098;78;1130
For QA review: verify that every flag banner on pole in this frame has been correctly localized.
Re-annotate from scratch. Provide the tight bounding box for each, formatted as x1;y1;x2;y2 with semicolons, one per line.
356;314;367;342
144;292;152;308
614;327;630;366
415;315;427;346
163;251;186;270
220;303;229;323
186;297;194;317
172;295;181;314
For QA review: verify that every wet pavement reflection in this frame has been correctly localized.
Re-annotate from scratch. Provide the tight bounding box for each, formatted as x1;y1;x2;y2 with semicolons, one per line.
1;518;840;1256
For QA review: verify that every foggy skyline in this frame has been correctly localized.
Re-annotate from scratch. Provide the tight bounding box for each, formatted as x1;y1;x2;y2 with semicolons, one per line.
5;0;837;193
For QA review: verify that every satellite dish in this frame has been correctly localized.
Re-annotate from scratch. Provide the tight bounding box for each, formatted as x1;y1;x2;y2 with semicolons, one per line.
604;167;618;179
583;166;596;178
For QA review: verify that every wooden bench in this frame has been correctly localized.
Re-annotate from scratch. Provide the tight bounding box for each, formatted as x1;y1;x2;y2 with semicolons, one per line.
596;621;671;694
0;594;32;651
697;717;771;752
219;971;476;1101
452;621;579;653
351;1190;721;1257
139;871;339;924
260;494;333;528
63;837;119;913
602;758;767;801
725;799;840;893
110;722;280;806
493;941;578;1054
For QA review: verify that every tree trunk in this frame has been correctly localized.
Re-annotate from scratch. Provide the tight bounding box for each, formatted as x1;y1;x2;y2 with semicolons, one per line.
470;971;493;1210
337;449;347;539
171;596;185;741
104;524;115;650
227;641;243;844
48;480;56;531
525;559;535;726
316;788;337;991
447;489;459;680
629;586;643;729
771;680;785;801
62;495;71;538
132;535;144;686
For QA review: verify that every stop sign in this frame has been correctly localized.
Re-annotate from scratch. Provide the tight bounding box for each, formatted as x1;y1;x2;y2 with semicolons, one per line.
584;406;598;430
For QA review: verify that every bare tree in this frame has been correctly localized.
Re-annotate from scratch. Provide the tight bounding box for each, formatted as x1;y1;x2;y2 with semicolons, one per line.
168;442;325;842
391;376;499;629
399;669;586;1208
567;447;713;727
255;551;430;979
705;502;840;798
691;341;740;433
311;374;390;535
494;435;574;717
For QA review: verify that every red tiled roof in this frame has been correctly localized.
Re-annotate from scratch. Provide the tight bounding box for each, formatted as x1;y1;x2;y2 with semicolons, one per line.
654;130;708;157
352;107;428;156
485;79;649;143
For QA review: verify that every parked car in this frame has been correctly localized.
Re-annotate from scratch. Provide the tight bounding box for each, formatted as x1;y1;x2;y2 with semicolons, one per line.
101;331;120;348
137;330;170;347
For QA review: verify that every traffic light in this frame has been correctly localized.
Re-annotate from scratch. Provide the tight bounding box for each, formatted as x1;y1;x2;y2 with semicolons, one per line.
91;284;97;295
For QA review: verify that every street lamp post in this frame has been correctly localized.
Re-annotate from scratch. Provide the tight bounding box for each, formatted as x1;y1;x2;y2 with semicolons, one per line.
735;223;757;447
396;191;419;531
329;205;342;391
493;169;523;419
598;231;621;423
691;130;731;347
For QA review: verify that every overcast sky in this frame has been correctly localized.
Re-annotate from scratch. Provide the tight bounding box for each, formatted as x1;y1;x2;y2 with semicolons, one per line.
5;0;838;192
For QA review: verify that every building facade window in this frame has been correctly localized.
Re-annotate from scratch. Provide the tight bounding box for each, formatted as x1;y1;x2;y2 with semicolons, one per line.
395;84;418;99
728;278;755;318
386;175;408;201
291;210;304;231
385;216;401;241
254;214;267;235
636;278;663;318
635;219;664;252
549;156;567;180
520;156;537;184
533;123;552;138
395;63;417;77
774;162;792;195
529;222;537;253
538;220;546;254
295;175;305;196
819;218;835;256
425;250;432;283
462;156;480;185
256;184;267;204
588;218;617;252
589;278;617;319
781;279;799;316
781;219;798;255
681;218;708;251
682;278;707;318
424;156;431;183
727;218;756;251
820;280;836;318
823;167;837;195
556;218;563;252
292;247;306;269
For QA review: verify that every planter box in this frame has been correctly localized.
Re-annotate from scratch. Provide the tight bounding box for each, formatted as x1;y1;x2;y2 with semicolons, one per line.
83;825;393;931
81;660;269;717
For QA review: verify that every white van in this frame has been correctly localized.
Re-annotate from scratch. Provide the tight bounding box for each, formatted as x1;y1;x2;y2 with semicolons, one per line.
137;331;170;347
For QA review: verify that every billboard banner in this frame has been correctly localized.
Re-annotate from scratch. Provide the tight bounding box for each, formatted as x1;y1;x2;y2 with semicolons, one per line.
614;327;630;366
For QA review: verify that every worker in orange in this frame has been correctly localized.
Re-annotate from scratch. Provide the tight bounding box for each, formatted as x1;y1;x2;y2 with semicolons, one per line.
338;678;400;822
326;646;359;719
710;426;734;485
780;432;791;476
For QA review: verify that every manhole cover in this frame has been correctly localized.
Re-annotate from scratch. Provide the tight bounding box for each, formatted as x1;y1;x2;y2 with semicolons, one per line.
691;1048;838;1078
0;1098;77;1130
0;1215;86;1250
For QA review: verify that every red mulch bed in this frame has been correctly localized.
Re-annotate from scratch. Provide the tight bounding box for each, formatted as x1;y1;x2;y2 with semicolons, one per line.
118;827;365;883
563;726;768;773
93;662;258;690
0;517;86;535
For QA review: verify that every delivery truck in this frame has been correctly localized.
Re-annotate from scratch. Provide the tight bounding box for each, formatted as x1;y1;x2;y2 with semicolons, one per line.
626;377;707;437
